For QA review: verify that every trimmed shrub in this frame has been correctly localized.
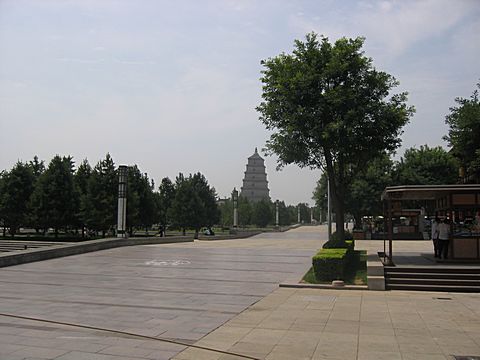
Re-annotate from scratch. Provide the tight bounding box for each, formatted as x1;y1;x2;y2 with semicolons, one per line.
323;232;354;249
312;248;348;281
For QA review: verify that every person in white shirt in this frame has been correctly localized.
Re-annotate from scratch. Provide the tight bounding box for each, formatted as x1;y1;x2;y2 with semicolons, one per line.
437;219;451;260
431;217;440;258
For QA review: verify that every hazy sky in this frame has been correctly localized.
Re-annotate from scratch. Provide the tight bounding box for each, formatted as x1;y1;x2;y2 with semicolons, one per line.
0;0;479;205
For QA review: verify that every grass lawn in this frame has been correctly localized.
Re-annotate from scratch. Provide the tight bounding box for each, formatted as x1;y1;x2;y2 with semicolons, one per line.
302;250;367;285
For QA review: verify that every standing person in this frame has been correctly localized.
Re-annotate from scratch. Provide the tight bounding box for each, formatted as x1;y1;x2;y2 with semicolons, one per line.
437;218;451;260
431;217;440;257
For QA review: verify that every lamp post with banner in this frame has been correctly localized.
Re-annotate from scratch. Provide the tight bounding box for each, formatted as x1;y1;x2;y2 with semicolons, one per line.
232;187;238;229
117;165;128;238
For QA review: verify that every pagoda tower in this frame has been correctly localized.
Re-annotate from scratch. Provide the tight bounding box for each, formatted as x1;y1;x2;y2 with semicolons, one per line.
240;148;270;203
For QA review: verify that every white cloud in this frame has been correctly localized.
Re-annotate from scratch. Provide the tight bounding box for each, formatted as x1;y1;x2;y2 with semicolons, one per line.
57;57;105;64
290;0;477;59
356;0;475;58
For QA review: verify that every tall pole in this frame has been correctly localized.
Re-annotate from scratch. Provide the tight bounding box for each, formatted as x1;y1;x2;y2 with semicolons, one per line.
327;178;332;241
232;188;238;229
117;165;128;238
275;200;279;228
297;205;301;223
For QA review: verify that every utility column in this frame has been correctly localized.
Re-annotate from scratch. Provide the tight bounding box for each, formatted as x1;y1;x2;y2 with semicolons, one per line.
117;165;128;238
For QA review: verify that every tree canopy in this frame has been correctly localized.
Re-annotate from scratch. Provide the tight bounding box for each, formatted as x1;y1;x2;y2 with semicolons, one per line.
444;82;480;182
258;33;414;242
394;145;458;185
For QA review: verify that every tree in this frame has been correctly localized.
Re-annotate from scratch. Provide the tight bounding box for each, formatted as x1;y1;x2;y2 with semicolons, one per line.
218;199;233;228
444;82;480;182
0;162;34;236
29;155;45;180
75;159;91;236
168;174;204;236
168;173;219;238
277;200;291;226
30;156;78;236
237;196;252;226
158;177;176;235
252;199;273;227
312;173;328;223
191;172;220;231
257;33;414;243
297;203;311;224
394;145;458;185
83;154;117;236
347;153;394;228
125;166;156;234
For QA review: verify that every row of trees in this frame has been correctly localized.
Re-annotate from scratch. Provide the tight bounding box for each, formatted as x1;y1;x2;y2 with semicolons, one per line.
0;153;313;238
0;154;220;238
313;145;459;228
218;198;312;228
312;81;480;228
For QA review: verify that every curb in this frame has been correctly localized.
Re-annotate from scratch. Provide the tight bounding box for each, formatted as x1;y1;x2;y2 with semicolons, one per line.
279;282;368;290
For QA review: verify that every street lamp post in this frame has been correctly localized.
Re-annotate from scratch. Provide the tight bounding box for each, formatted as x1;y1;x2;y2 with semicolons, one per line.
327;178;332;241
232;187;238;229
297;205;301;224
275;200;279;228
117;165;128;238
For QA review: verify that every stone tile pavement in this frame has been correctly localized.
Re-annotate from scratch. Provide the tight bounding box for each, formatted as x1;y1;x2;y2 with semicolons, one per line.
173;288;480;359
2;226;480;359
0;226;323;359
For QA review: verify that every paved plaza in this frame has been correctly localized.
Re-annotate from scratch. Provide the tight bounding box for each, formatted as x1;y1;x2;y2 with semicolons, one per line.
1;226;480;359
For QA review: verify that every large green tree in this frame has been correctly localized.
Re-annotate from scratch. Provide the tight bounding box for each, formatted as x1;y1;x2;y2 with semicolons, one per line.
252;199;273;227
168;173;219;238
347;153;394;228
30;156;78;236
0;162;35;236
257;33;414;242
83;154;117;236
218;199;233;228
157;177;175;236
394;145;458;185
237;196;252;226
444;82;480;182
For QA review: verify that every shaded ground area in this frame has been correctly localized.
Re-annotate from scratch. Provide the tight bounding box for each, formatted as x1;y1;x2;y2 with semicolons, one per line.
0;226;324;360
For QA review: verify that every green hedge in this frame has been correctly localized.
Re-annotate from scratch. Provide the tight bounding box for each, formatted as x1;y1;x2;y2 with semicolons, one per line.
322;230;354;249
312;248;350;281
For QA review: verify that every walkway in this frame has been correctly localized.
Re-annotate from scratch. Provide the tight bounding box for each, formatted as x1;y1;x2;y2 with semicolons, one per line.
0;226;323;359
2;227;480;359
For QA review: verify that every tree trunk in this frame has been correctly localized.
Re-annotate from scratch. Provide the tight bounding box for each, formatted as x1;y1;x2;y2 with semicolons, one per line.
324;151;346;245
182;228;186;236
194;228;199;239
334;199;345;244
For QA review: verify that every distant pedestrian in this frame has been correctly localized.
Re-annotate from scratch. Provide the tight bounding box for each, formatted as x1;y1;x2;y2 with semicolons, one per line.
431;217;440;257
437;218;451;260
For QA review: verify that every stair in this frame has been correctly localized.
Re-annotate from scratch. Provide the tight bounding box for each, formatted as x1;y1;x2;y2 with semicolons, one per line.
384;266;480;292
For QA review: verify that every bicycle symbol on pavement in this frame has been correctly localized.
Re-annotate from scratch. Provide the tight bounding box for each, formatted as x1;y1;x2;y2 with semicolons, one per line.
144;259;191;266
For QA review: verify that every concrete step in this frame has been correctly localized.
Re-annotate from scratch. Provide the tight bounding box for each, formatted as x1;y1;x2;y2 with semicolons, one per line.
387;283;480;292
385;266;480;274
387;277;480;286
385;272;480;280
